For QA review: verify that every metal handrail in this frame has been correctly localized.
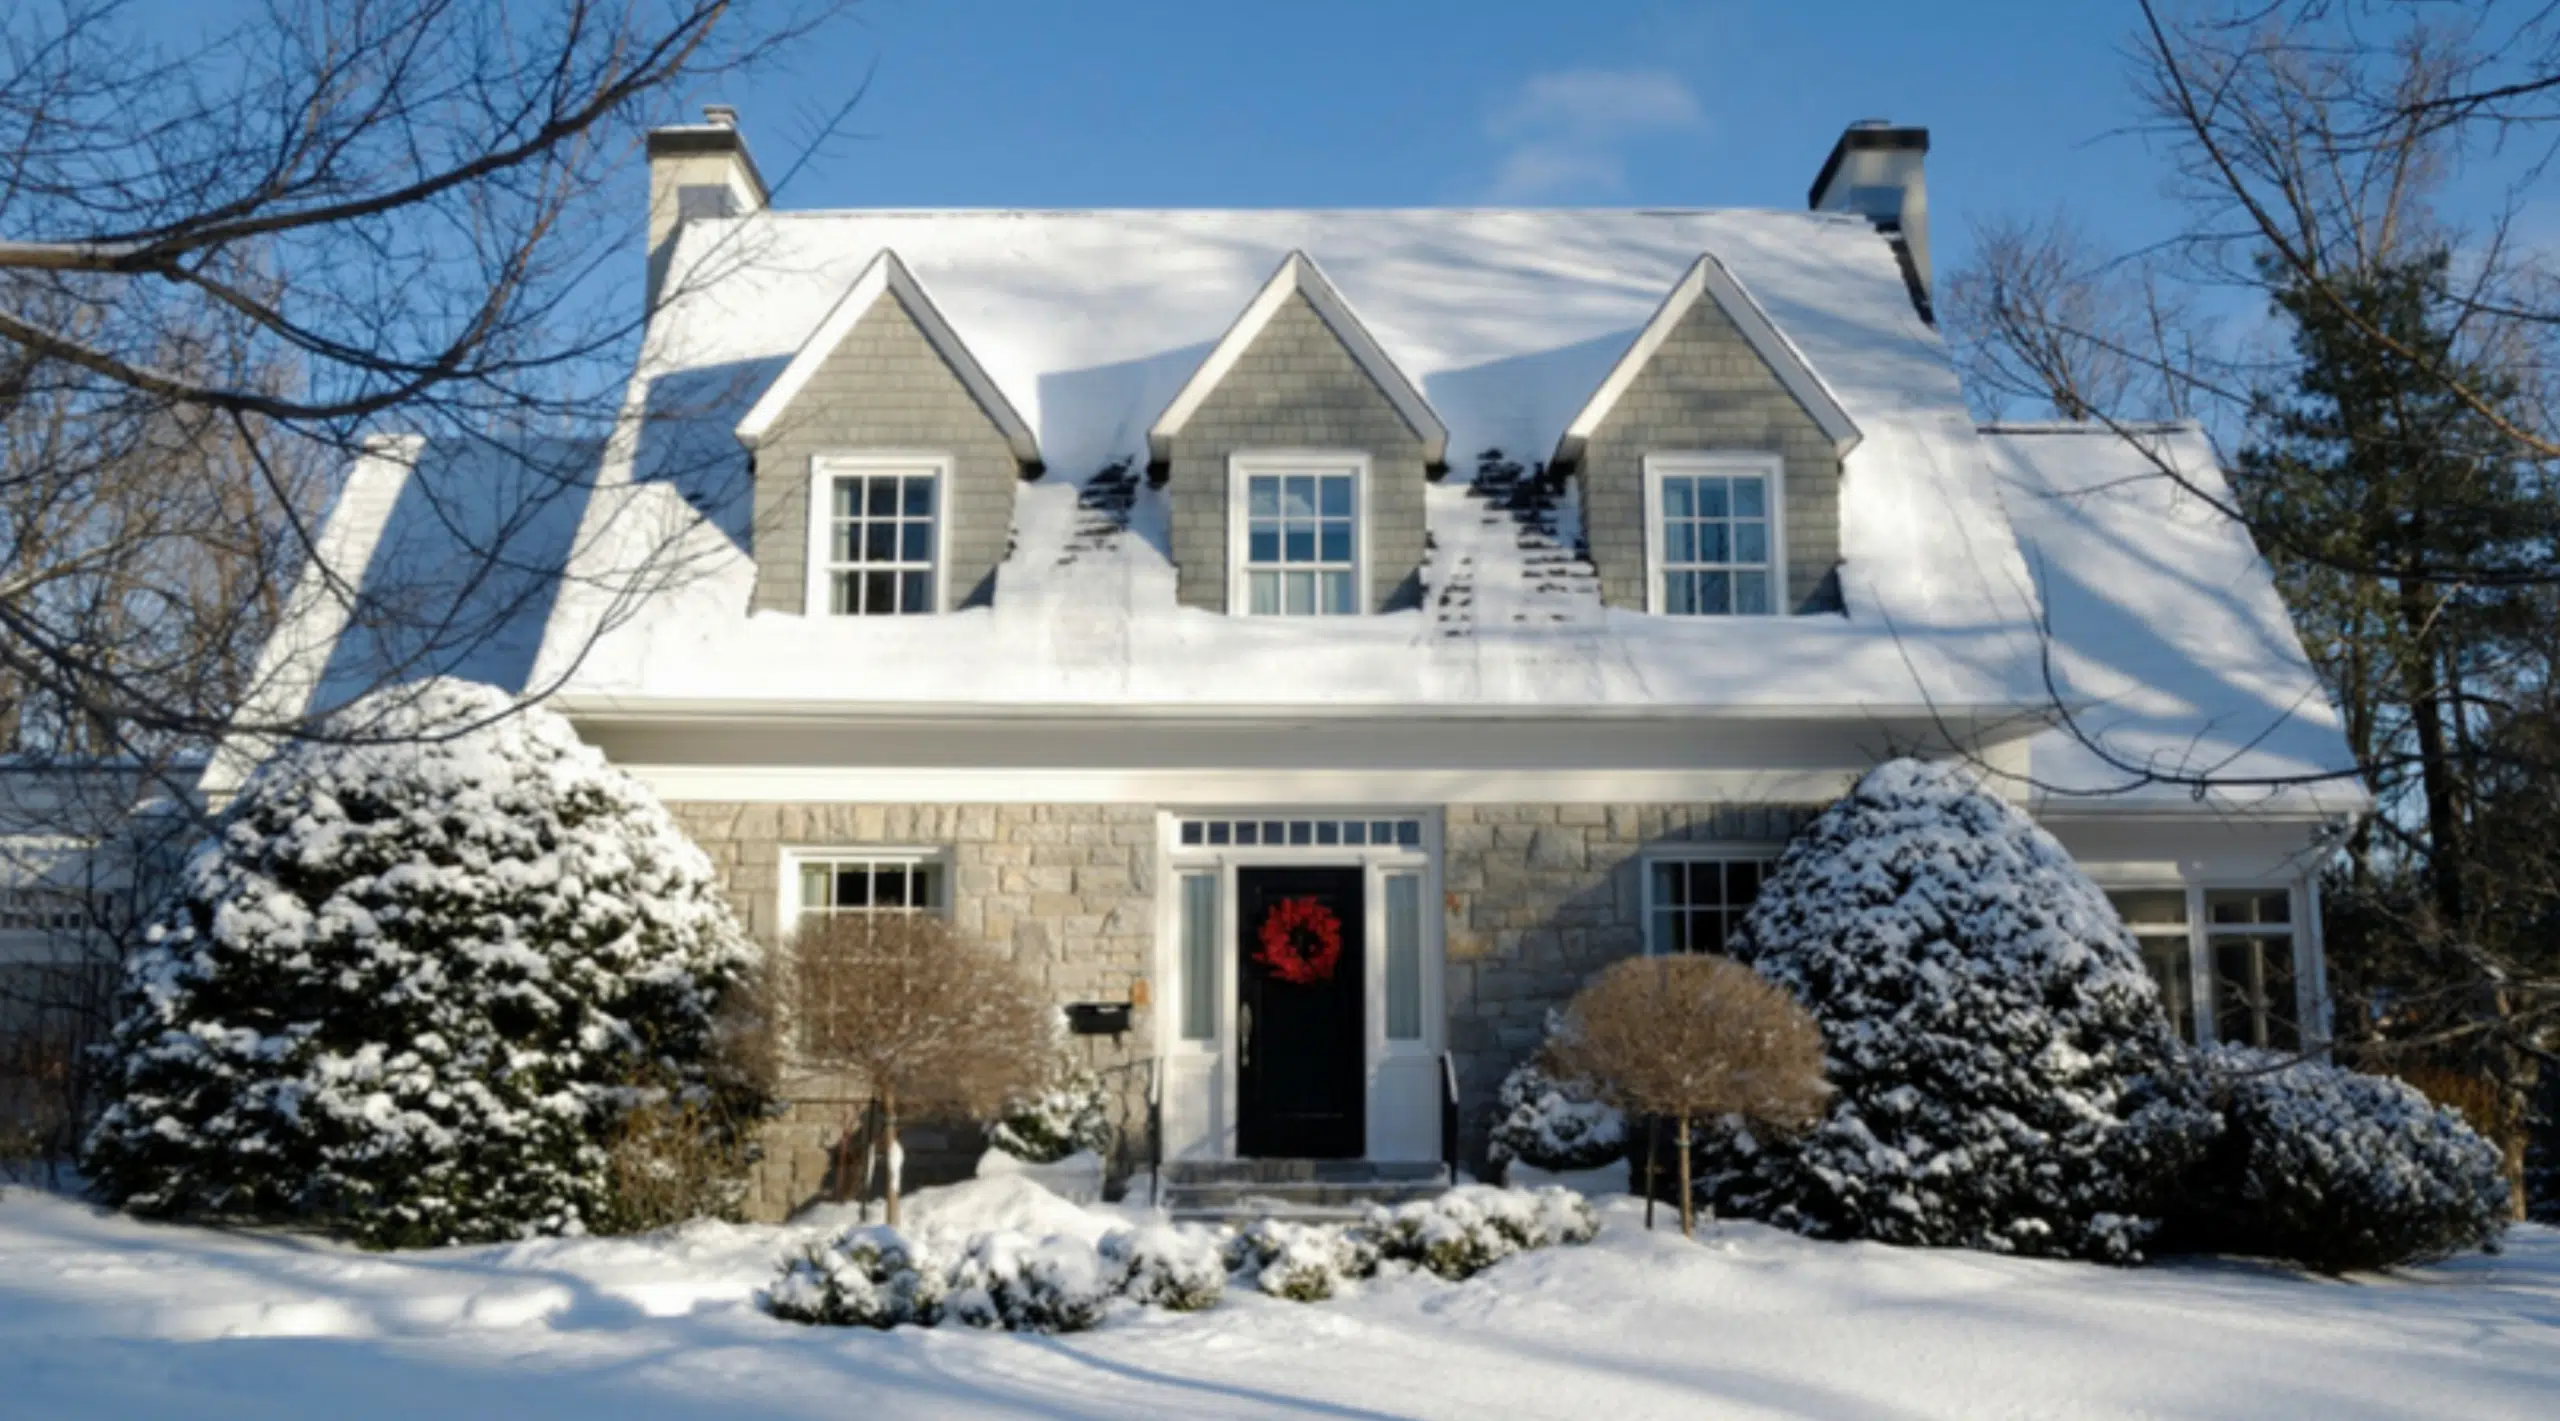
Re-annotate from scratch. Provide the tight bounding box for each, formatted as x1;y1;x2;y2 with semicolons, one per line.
1439;1051;1460;1184
1146;1054;1165;1208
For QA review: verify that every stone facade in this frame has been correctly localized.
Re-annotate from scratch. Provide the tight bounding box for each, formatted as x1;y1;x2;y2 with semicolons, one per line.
1163;290;1430;614
1439;801;1823;1164
667;801;1158;1222
747;293;1024;615
1577;291;1846;614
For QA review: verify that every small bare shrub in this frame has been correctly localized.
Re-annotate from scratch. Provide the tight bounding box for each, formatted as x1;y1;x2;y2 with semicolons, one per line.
1555;955;1829;1237
793;913;1050;1225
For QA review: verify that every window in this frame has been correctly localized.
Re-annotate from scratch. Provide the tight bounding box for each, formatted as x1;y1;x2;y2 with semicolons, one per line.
2107;889;2198;1044
1175;815;1423;850
1644;854;1775;956
1178;874;1218;1042
1646;455;1780;616
1232;456;1362;616
1384;873;1423;1041
808;457;943;616
792;853;946;935
2207;889;2299;1051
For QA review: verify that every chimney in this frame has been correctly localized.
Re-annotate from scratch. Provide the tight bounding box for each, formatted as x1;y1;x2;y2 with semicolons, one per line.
1808;120;1931;321
645;103;768;313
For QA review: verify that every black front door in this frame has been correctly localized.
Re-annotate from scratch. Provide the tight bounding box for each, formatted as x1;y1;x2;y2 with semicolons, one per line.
1237;865;1365;1158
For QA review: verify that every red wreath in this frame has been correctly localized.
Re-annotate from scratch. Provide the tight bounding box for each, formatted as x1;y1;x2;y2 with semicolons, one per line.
1255;896;1344;986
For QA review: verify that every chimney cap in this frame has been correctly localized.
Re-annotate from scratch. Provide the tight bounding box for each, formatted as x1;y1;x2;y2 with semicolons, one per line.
702;103;739;128
1808;121;1929;209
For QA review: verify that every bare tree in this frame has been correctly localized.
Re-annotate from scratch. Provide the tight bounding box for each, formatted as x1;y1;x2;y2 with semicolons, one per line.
1554;955;1829;1238
791;912;1050;1226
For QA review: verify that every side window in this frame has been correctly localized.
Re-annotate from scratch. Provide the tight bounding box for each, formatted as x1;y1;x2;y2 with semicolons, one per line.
1644;854;1776;956
2107;888;2199;1044
809;458;943;616
2207;889;2299;1051
1647;455;1780;616
791;852;948;935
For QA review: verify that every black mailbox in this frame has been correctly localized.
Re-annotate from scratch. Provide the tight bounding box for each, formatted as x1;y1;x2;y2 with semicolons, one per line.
1065;1002;1133;1036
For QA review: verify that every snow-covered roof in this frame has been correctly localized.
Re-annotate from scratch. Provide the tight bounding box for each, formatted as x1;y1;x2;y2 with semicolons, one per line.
1983;423;2368;817
530;206;2048;718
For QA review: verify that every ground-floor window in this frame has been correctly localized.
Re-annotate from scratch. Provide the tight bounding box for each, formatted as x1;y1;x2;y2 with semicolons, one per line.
789;851;947;936
1643;853;1778;956
2102;885;2302;1050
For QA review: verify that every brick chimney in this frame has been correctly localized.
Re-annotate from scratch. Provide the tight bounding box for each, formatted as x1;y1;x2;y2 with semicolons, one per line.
645;104;768;313
1808;120;1931;321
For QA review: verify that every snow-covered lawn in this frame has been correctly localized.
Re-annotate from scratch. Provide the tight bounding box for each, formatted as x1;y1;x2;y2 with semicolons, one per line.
3;1180;2553;1420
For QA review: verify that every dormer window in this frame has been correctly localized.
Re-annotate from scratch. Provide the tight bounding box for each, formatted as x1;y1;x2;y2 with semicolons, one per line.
807;454;947;615
1645;453;1782;616
1231;453;1365;616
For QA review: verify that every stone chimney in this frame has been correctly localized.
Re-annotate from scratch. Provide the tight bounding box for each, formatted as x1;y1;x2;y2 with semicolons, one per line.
645;104;768;313
1808;120;1931;321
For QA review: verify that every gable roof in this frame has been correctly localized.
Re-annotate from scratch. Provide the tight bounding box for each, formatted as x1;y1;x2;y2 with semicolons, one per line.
733;248;1041;465
1553;253;1861;471
1147;250;1448;467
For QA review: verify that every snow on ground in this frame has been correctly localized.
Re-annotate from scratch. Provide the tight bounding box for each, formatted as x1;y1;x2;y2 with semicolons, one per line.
3;1178;2553;1420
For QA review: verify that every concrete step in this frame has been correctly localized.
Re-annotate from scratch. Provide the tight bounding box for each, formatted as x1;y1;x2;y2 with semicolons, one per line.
1160;1160;1451;1223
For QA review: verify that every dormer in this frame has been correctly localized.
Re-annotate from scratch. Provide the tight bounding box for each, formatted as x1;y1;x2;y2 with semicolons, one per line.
734;250;1038;616
1151;252;1446;616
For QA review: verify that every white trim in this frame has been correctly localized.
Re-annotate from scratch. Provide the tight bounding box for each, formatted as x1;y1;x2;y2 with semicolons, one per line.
617;765;1882;806
1148;251;1448;467
1641;452;1789;617
803;453;957;616
1636;843;1788;955
1226;451;1372;617
1554;253;1861;470
734;249;1040;464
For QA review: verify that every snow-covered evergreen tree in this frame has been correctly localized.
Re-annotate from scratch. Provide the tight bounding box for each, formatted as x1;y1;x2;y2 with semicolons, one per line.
82;679;760;1247
1702;758;2212;1261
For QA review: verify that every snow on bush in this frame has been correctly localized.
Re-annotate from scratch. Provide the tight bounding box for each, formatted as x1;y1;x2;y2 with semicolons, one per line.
1224;1217;1381;1302
989;1057;1114;1166
764;1226;948;1328
946;1229;1125;1332
1366;1184;1600;1280
2175;1048;2509;1273
1099;1224;1225;1311
1488;1053;1625;1173
1702;758;2214;1262
81;679;761;1248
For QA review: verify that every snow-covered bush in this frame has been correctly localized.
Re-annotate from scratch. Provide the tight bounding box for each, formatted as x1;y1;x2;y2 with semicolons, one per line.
81;679;762;1248
946;1229;1124;1332
990;1062;1114;1165
763;1226;947;1328
1224;1218;1380;1302
1700;759;2215;1262
1367;1185;1600;1280
2173;1049;2508;1272
1488;1056;1625;1173
1099;1224;1225;1311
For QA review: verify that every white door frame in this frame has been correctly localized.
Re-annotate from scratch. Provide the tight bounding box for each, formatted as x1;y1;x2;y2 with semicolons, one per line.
1154;809;1444;1162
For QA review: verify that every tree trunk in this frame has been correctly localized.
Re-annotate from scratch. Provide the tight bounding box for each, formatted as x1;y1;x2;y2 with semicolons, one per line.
1676;1114;1695;1238
833;1101;861;1206
1642;1117;1659;1231
881;1086;902;1228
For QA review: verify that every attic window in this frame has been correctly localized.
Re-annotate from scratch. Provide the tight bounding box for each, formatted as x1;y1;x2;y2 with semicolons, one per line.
806;454;946;616
1645;453;1783;617
1230;454;1365;616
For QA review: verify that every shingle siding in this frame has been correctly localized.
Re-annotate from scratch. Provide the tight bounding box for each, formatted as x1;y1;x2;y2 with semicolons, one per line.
1163;292;1429;614
748;295;1022;614
1577;294;1846;614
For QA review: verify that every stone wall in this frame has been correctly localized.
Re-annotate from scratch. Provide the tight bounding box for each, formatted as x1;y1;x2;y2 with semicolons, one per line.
1440;802;1822;1166
1576;289;1846;614
666;802;1158;1222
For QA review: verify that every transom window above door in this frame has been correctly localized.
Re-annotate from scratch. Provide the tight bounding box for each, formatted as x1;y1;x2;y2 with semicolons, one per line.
807;455;944;616
1232;455;1363;616
1646;454;1780;617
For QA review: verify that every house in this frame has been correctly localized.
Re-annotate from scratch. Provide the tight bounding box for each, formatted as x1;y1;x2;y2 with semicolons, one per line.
226;111;2365;1219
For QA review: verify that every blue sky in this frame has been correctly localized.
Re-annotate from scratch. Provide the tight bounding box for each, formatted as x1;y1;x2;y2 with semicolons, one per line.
732;0;2184;278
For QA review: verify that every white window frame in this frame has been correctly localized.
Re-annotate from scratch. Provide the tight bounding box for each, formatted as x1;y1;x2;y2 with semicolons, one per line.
1642;452;1787;617
1227;451;1370;617
804;452;955;617
1638;845;1786;956
780;846;952;933
2096;879;2317;1050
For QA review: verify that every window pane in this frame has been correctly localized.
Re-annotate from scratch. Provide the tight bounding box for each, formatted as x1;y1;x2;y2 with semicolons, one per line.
1285;571;1315;615
1181;875;1217;1041
1233;822;1257;845
833;478;859;518
1315;821;1340;846
901;570;932;612
1386;874;1423;1040
901;523;932;562
1249;526;1279;563
2109;890;2188;927
1698;524;1730;563
836;866;871;907
1250;572;1280;614
1248;477;1280;517
862;570;896;615
1319;522;1353;563
1343;822;1369;846
865;477;897;516
833;523;861;563
1662;478;1694;518
801;864;832;912
1698;479;1730;518
1284;526;1315;562
1320;475;1353;518
1651;861;1686;910
2140;938;2197;1043
1735;523;1768;564
872;864;909;907
1665;572;1697;615
1728;860;1764;908
1655;908;1689;955
1734;477;1767;518
1698;571;1732;614
1289;821;1313;846
2208;889;2291;926
1284;476;1316;516
831;572;857;615
903;477;935;517
1322;571;1356;615
1734;572;1770;615
1665;523;1696;564
1395;820;1421;847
